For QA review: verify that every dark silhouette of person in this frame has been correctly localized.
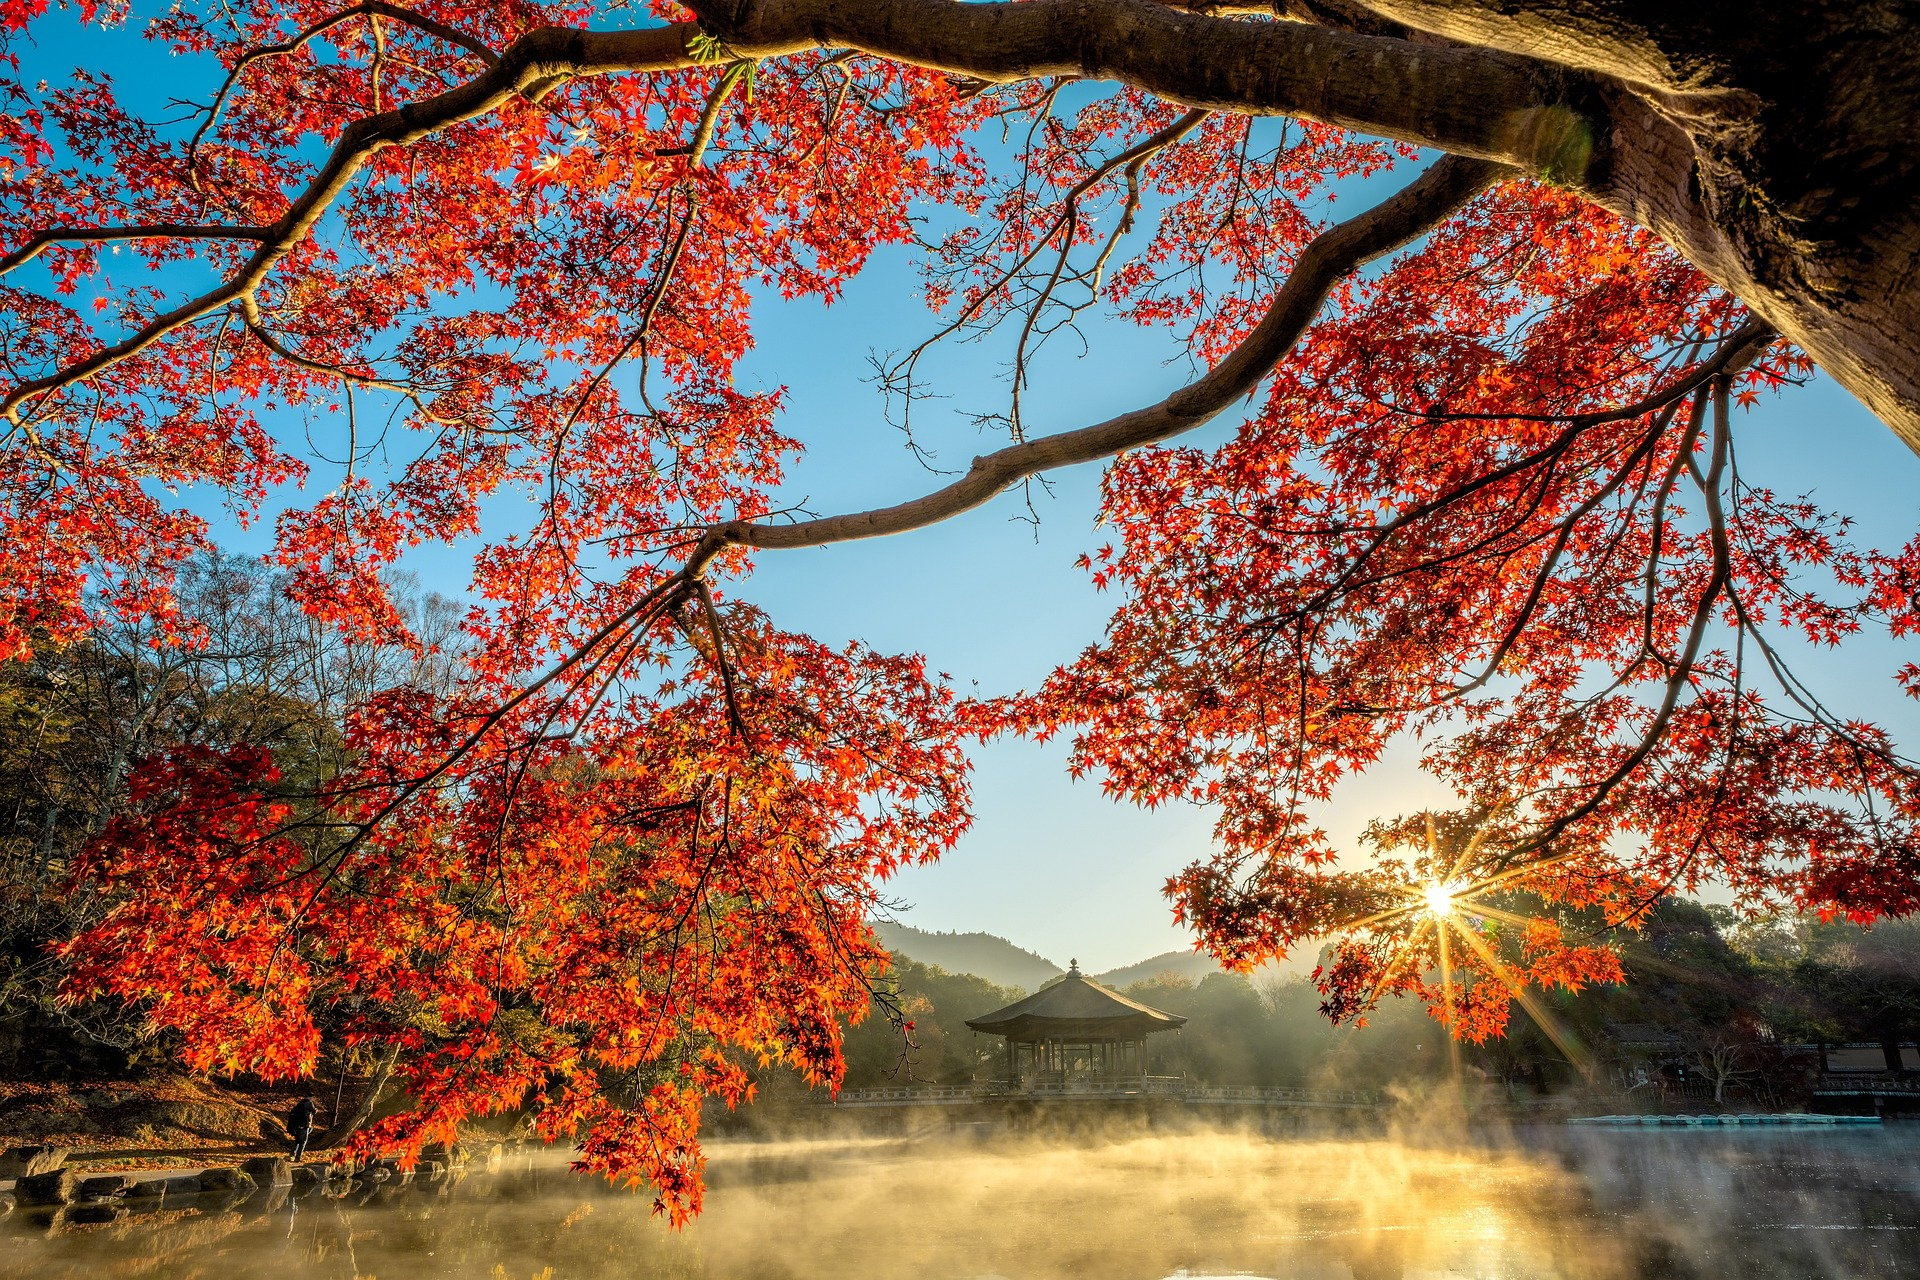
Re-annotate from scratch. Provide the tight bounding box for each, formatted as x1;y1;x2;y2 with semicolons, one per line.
288;1095;319;1160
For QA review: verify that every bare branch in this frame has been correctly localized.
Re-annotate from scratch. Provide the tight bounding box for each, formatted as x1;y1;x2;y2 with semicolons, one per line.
887;107;1209;391
888;106;1210;443
683;154;1507;570
237;298;475;432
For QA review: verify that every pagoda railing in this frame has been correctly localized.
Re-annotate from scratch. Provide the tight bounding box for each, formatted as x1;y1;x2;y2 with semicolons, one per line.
831;1084;977;1106
1186;1084;1380;1107
980;1075;1187;1098
830;1079;1379;1107
1815;1072;1920;1095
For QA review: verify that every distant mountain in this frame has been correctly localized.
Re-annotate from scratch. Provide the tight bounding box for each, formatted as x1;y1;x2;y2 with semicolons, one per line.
1090;950;1222;990
873;922;1062;994
876;923;1320;996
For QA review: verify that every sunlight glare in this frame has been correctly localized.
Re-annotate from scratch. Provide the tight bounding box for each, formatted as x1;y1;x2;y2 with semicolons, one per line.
1423;882;1458;918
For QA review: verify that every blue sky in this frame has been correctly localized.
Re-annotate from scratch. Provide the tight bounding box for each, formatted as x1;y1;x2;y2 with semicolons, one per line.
18;9;1920;972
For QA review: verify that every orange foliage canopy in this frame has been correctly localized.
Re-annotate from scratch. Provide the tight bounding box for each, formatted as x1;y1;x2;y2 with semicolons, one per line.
2;0;1915;1213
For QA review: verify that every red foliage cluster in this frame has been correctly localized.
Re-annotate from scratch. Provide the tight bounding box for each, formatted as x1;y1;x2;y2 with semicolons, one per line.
64;609;968;1218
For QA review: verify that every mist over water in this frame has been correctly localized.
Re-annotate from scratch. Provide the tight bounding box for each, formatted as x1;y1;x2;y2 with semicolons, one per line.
8;1123;1920;1279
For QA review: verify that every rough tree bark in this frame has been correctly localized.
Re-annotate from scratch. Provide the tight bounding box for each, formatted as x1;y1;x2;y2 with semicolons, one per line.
1349;0;1920;457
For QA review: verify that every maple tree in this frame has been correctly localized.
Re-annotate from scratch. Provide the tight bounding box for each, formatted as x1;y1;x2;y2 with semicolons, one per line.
2;0;1917;1214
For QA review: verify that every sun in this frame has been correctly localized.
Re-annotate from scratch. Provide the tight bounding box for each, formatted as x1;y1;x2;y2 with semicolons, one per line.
1422;882;1459;918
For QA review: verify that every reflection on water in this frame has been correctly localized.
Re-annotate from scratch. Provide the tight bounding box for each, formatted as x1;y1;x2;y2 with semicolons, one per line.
7;1125;1920;1279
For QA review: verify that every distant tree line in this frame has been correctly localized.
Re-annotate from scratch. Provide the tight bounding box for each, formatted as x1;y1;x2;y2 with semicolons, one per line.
831;900;1920;1105
0;553;461;1118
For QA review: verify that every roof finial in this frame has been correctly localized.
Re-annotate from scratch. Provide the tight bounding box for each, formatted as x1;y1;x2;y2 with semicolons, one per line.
1068;958;1080;976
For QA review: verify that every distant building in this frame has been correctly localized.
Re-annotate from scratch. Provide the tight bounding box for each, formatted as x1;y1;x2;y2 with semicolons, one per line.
965;959;1186;1090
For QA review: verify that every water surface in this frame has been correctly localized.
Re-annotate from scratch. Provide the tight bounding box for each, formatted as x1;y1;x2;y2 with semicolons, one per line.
7;1125;1919;1278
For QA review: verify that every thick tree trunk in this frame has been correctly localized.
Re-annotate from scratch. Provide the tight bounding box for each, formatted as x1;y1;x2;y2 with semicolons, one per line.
1358;0;1920;454
320;1043;402;1148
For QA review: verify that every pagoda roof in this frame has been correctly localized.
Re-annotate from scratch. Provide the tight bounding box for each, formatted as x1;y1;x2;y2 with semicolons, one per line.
964;962;1187;1040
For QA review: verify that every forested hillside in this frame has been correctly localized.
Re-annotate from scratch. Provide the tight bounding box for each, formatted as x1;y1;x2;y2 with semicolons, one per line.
871;923;1063;994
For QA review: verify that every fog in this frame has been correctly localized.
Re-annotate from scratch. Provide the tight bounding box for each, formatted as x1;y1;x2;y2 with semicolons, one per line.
8;1120;1920;1279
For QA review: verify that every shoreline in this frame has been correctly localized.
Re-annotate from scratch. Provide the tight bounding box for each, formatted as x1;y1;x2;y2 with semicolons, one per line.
0;1139;516;1221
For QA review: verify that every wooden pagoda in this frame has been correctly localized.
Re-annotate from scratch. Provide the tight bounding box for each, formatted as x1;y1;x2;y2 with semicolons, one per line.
965;960;1186;1089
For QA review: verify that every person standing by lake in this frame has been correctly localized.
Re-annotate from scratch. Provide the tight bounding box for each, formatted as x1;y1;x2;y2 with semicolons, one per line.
287;1095;320;1160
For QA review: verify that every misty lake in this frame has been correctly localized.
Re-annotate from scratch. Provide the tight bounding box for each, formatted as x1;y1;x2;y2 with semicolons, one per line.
6;1124;1920;1279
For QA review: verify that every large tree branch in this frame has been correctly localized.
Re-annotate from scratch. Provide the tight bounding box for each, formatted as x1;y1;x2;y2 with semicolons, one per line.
683;154;1506;570
1342;0;1724;92
694;0;1596;170
0;224;272;275
386;160;1498;802
14;1;1916;455
197;136;1504;830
